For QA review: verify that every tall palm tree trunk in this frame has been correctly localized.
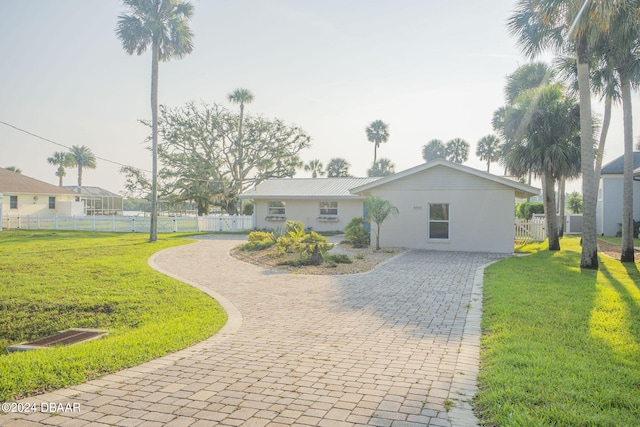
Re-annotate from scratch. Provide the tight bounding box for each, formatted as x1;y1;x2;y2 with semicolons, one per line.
595;95;612;184
234;104;245;215
542;172;560;250
620;74;635;262
150;39;160;242
558;177;566;237
577;42;598;269
373;144;378;165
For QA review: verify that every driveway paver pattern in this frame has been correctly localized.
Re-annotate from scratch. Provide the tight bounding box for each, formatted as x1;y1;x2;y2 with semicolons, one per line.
2;235;505;427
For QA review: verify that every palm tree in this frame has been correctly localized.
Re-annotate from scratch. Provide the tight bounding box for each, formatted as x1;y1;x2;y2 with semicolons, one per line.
504;61;555;104
502;83;581;251
304;159;324;178
508;0;611;269
5;166;21;173
476;135;502;173
365;195;399;250
47;151;74;186
594;7;640;262
495;62;557;186
326;158;351;177
116;0;194;242
367;158;396;177
365;120;389;164
422;139;446;162
567;191;583;214
445;138;470;164
555;54;620;185
68;145;97;190
227;88;254;214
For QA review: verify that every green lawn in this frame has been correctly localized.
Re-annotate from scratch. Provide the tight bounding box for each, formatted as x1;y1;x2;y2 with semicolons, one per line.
476;236;640;426
0;231;226;401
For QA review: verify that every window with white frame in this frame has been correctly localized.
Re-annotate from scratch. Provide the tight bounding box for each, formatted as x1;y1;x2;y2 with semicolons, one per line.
319;201;338;216
10;195;17;209
267;201;286;216
49;196;56;209
428;203;449;240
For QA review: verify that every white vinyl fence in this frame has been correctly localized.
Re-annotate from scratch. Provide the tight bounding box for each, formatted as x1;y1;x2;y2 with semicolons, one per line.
515;217;546;242
2;214;253;233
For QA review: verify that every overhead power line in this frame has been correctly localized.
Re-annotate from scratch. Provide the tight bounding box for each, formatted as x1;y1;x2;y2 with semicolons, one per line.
0;119;151;173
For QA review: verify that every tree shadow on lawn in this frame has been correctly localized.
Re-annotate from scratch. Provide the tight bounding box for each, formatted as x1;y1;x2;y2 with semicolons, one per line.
596;260;640;353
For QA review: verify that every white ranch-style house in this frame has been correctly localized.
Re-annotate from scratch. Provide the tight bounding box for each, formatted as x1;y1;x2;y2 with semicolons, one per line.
241;177;380;233
0;168;83;229
241;160;539;253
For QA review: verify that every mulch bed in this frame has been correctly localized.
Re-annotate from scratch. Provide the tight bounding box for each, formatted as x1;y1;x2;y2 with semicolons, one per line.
597;239;640;262
230;244;405;275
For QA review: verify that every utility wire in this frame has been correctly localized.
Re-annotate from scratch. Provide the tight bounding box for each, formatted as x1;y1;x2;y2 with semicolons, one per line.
0;119;151;173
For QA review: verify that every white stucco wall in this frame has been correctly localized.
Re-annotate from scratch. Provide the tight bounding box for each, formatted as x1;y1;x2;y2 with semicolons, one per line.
1;193;79;217
598;176;640;236
364;166;517;253
253;198;365;232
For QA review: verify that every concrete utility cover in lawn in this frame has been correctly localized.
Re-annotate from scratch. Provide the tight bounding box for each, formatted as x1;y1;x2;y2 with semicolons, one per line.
7;328;108;352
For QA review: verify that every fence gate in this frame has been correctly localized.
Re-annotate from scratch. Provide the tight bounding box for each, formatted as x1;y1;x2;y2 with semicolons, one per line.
515;218;546;242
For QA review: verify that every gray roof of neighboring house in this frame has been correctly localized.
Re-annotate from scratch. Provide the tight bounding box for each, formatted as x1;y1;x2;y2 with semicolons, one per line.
240;177;381;199
63;186;121;197
0;168;76;195
601;152;640;175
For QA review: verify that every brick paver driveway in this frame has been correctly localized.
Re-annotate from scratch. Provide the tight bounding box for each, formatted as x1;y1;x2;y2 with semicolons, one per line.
2;235;506;427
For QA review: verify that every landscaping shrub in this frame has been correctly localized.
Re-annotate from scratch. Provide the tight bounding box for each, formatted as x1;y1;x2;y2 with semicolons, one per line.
248;231;274;243
324;253;352;264
241;231;275;251
515;201;544;219
344;217;370;247
285;220;305;235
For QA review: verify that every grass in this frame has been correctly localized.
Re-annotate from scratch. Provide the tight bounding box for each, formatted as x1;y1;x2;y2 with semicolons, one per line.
0;230;226;401
476;236;640;426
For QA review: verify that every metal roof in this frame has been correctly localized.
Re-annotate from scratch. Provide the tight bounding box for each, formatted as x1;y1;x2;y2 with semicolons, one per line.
0;168;76;195
601;152;640;175
240;177;380;199
63;186;121;197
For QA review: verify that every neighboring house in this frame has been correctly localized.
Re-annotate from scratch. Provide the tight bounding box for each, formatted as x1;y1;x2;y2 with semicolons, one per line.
63;186;123;216
0;168;83;224
596;152;640;236
240;177;380;232
241;160;539;253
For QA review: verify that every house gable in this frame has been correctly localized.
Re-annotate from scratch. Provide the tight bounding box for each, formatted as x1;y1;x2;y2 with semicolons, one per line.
350;160;539;199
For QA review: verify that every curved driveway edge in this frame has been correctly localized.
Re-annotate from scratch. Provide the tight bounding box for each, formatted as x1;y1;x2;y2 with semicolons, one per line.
1;235;506;427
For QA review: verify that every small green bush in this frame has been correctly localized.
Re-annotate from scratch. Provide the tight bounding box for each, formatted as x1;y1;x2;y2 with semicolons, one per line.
515;202;544;220
248;231;274;243
277;257;310;266
324;253;352;264
344;217;370;247
242;203;254;215
241;231;275;251
274;236;295;255
285;220;305;235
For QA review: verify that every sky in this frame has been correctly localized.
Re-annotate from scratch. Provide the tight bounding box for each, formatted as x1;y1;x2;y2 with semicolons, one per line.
1;0;639;196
